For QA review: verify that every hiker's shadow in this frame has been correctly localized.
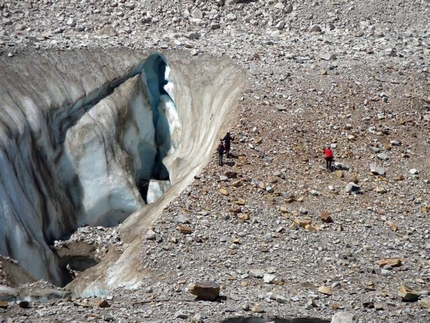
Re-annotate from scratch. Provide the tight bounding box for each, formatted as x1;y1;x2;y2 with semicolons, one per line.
194;295;227;302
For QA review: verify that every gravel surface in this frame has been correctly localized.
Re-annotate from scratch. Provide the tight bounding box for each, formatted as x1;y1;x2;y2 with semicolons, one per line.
1;0;430;322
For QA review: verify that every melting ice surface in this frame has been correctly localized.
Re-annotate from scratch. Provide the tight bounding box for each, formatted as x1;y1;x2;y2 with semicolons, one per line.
0;52;177;285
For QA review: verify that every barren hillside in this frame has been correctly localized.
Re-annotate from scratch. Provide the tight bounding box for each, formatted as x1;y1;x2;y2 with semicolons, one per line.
1;0;429;322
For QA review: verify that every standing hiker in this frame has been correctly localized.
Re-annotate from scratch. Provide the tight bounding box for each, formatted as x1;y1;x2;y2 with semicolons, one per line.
222;132;234;158
217;140;225;166
323;146;334;171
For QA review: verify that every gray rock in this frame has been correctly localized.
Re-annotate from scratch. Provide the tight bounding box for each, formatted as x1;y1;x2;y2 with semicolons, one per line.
226;13;237;21
176;214;190;224
175;311;189;319
226;0;246;4
210;22;221;30
96;25;118;37
333;162;350;171
331;312;356;323
370;164;385;176
306;298;318;309
309;189;320;196
385;48;397;56
377;153;389;161
186;32;201;40
249;269;265;278
309;24;322;33
320;53;337;61
263;273;276;284
66;18;75;27
345;182;360;194
275;21;285;30
192;312;206;322
268;292;288;303
144;229;156;241
192;9;203;20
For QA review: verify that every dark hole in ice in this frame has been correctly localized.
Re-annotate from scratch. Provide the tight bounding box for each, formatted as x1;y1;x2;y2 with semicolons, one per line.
55;241;99;283
60;256;98;272
222;318;331;323
137;178;150;203
135;53;172;203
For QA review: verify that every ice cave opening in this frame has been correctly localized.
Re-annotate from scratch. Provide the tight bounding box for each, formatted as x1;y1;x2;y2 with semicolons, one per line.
135;54;173;202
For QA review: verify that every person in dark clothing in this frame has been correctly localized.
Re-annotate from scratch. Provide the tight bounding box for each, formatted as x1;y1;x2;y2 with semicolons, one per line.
323;146;334;171
222;132;234;157
217;140;225;166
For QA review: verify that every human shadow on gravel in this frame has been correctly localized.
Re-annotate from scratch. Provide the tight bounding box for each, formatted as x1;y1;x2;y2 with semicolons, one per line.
193;295;228;302
224;161;236;167
226;153;239;159
222;318;330;323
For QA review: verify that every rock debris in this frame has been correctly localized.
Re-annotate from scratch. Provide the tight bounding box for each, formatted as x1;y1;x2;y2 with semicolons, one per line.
1;0;430;322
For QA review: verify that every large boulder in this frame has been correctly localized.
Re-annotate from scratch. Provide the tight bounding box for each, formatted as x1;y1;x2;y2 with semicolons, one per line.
187;281;220;301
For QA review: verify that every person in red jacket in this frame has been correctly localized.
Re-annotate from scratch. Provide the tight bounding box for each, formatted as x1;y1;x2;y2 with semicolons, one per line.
323;146;334;171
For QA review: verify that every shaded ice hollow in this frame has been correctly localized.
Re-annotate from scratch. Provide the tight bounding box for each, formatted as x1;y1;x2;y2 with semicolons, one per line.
0;49;245;294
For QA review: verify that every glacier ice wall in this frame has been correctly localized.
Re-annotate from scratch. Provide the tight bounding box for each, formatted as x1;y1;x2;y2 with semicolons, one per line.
0;49;246;292
0;49;176;285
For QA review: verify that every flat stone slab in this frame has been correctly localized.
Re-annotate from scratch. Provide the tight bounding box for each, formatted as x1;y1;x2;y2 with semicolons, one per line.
187;281;220;301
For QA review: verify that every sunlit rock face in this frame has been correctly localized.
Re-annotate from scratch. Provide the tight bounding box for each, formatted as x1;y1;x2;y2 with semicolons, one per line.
0;49;245;293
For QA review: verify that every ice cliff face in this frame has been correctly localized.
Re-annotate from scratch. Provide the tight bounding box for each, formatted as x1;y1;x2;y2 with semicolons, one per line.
0;49;245;292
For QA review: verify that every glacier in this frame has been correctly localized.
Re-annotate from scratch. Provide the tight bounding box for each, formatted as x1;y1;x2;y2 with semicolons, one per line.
0;49;245;295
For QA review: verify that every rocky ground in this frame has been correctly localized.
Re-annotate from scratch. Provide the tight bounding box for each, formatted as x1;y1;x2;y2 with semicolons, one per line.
1;0;430;322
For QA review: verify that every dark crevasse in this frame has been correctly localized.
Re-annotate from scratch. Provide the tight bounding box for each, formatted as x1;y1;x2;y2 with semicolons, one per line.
142;54;171;181
135;54;173;201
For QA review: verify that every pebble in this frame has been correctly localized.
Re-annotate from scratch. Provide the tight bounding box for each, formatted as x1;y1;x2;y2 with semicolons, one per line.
398;285;420;302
